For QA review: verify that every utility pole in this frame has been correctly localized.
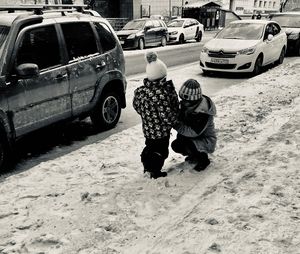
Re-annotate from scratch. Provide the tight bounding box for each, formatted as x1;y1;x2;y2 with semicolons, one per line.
229;0;234;11
169;0;172;18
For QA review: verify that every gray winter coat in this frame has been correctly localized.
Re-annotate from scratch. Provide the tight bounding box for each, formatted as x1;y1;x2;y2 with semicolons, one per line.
174;95;217;153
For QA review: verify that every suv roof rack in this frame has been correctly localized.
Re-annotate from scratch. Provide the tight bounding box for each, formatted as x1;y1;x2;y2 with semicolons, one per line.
0;4;100;16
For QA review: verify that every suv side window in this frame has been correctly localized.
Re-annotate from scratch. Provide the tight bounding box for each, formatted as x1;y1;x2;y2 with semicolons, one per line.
94;22;116;52
61;22;98;61
16;25;61;70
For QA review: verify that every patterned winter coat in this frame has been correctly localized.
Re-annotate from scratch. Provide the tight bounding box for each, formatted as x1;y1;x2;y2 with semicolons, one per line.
133;77;179;139
174;95;217;153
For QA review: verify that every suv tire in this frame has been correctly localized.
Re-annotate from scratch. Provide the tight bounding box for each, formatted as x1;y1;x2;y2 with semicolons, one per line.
90;91;121;131
0;134;10;172
297;39;300;56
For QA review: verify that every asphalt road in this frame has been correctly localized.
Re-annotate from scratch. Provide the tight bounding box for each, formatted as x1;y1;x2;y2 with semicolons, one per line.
124;38;213;76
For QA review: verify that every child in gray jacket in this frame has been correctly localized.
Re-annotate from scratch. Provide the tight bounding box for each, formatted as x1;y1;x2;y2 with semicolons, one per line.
172;79;217;171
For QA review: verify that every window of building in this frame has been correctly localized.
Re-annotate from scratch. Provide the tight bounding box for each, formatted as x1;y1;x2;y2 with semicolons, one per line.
259;1;262;7
264;1;267;7
254;0;258;7
273;1;276;8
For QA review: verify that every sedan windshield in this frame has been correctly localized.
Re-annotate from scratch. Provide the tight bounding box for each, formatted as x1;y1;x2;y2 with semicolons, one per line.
123;20;146;30
216;23;264;40
0;25;10;56
270;15;300;28
167;20;184;27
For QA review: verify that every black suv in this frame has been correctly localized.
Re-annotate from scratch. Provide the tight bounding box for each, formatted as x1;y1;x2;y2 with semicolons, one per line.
116;18;168;50
269;12;300;55
0;5;127;170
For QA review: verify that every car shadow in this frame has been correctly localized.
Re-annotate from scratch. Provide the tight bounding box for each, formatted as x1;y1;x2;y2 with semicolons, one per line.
0;119;116;179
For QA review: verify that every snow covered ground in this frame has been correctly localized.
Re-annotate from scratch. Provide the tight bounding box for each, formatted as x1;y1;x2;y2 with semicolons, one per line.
0;57;299;254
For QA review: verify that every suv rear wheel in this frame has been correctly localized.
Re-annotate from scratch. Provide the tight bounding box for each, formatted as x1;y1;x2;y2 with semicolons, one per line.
90;91;121;131
297;39;300;56
0;134;10;172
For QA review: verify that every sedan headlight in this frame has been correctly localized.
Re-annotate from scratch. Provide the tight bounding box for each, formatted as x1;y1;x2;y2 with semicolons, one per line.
127;34;136;39
288;33;300;40
201;47;209;53
169;31;178;35
237;47;256;55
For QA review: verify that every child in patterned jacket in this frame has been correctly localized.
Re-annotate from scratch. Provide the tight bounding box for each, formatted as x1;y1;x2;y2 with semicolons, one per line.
133;51;179;179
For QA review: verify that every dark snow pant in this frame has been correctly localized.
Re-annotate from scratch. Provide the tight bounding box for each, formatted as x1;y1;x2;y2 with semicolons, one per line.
171;134;198;156
141;136;170;175
171;134;210;171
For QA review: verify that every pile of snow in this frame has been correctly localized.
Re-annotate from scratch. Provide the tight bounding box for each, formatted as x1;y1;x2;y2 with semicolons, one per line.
0;58;299;254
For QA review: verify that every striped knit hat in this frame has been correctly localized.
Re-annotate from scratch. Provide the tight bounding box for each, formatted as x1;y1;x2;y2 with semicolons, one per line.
179;79;202;101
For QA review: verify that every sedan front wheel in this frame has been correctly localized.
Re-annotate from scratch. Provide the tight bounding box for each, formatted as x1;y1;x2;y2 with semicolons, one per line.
276;48;285;65
196;31;202;42
161;36;167;47
252;55;263;76
138;38;145;50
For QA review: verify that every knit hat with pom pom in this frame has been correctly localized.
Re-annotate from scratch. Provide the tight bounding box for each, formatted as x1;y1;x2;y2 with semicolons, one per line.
145;51;167;81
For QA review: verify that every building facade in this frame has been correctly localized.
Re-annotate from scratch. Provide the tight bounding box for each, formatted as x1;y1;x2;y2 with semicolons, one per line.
221;0;281;15
0;0;83;4
282;0;300;11
141;0;184;17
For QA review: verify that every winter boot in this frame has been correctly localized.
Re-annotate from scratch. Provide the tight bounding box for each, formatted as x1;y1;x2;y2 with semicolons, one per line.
185;155;198;163
150;171;167;179
141;150;167;179
194;152;210;171
149;152;167;179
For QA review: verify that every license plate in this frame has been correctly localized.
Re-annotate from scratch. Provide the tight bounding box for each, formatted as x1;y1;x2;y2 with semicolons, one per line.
211;58;229;64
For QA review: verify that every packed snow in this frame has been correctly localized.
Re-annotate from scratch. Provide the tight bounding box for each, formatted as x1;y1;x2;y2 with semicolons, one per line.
0;57;299;254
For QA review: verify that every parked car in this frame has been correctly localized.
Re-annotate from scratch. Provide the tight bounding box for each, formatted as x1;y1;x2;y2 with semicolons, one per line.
268;12;300;55
0;5;127;171
200;20;287;75
167;18;204;43
116;18;168;50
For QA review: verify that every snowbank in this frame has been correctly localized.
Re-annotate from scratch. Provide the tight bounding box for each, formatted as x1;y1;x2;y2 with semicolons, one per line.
0;58;299;254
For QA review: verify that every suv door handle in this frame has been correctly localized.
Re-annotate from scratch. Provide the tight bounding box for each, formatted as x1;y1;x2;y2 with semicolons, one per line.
95;61;106;70
55;73;68;81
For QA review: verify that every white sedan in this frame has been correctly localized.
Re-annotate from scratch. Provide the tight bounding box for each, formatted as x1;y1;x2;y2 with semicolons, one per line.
200;20;287;75
167;18;204;43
